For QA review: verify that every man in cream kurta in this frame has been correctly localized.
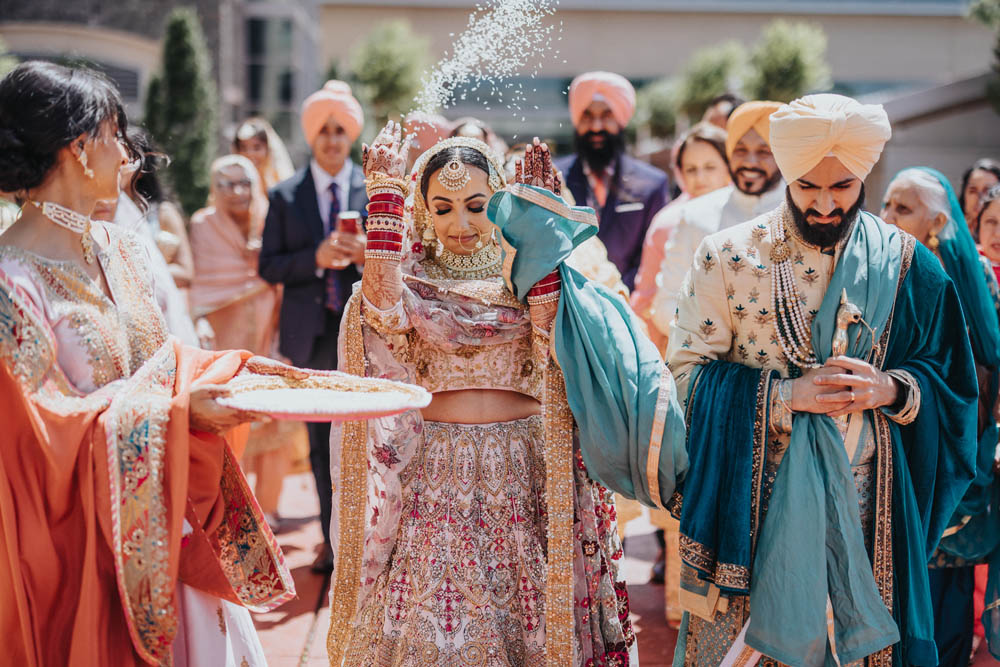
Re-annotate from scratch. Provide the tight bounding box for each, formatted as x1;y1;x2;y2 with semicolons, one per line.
649;101;785;336
665;95;974;667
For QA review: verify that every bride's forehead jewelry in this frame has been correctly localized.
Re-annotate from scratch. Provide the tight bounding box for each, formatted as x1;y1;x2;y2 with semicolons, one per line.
438;159;472;191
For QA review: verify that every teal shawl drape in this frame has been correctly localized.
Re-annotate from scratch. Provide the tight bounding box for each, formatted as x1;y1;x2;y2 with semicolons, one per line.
677;361;775;594
746;210;979;667
904;167;1000;661
747;211;902;666
879;241;979;666
487;184;688;507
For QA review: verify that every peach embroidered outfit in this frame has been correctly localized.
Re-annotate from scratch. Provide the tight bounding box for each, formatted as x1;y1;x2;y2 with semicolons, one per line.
0;222;292;666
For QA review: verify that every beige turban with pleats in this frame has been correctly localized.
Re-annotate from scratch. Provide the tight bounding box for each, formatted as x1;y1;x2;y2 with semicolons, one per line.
768;94;891;183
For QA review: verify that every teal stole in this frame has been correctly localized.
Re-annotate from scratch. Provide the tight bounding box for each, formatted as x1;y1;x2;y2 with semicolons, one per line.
747;212;901;665
487;184;688;507
909;167;1000;661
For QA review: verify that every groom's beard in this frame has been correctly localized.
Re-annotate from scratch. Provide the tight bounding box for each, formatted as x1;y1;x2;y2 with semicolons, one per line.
786;185;866;248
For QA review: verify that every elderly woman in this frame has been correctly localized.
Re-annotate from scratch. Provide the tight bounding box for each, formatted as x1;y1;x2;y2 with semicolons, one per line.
190;154;297;530
882;167;1000;665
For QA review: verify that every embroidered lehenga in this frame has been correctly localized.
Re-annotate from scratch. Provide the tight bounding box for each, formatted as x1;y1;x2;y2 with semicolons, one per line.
0;221;293;666
327;137;688;666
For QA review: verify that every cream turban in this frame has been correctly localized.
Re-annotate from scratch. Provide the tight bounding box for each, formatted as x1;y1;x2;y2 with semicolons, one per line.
300;80;364;146
568;71;636;128
768;94;891;183
724;101;782;158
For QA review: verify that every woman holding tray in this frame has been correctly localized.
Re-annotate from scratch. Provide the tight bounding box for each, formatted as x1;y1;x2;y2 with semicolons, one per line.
327;122;688;665
0;61;296;666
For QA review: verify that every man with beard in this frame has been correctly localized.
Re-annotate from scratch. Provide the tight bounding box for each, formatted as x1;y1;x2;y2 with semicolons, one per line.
555;71;670;290
666;94;978;667
648;101;784;339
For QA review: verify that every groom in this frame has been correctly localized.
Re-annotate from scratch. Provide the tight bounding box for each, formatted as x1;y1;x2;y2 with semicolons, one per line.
668;94;978;666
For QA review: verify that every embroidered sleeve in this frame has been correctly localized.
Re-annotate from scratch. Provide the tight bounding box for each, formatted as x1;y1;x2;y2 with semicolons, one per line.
881;368;920;425
666;234;736;403
768;377;794;435
361;293;410;334
0;270;56;393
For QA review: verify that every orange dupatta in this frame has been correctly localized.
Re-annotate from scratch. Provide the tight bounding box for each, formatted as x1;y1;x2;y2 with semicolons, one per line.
0;274;293;666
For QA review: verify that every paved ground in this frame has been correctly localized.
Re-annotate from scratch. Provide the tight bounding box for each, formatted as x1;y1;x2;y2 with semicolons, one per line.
253;471;998;667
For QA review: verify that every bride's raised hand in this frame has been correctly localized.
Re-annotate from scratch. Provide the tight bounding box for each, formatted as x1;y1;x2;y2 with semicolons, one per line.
362;120;410;181
514;137;561;196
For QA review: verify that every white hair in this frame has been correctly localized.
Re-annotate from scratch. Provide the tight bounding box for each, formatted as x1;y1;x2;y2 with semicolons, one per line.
891;168;950;221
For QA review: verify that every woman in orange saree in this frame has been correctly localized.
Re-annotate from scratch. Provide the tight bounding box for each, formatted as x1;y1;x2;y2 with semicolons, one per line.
0;61;293;666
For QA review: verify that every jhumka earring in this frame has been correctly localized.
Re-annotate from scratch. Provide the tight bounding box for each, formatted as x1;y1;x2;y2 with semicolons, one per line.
928;230;940;251
437;159;471;191
78;150;95;179
423;224;436;242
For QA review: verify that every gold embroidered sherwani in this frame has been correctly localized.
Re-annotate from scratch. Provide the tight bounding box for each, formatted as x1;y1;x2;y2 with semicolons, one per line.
665;208;916;667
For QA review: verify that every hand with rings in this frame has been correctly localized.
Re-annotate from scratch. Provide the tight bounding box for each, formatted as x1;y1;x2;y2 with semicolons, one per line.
514;137;562;196
811;356;901;418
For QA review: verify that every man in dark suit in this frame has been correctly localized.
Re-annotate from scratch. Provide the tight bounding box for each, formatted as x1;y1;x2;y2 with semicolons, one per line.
555;71;670;291
259;81;367;573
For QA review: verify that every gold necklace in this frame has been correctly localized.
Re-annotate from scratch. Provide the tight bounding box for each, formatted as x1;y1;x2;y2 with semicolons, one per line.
428;242;502;280
29;200;96;264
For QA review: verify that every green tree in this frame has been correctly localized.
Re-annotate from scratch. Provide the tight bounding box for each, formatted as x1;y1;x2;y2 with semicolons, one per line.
0;37;17;79
744;20;831;103
971;0;1000;114
676;42;745;123
144;8;218;216
635;77;678;139
350;20;430;128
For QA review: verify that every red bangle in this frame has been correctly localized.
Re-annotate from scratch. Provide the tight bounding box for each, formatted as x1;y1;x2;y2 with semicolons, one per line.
366;202;404;216
528;270;561;297
367;230;403;242
528;282;561;297
367;241;403;251
369;192;405;205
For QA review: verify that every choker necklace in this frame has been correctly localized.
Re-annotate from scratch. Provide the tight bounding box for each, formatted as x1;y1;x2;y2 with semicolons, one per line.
30;200;95;264
770;205;820;369
431;242;502;280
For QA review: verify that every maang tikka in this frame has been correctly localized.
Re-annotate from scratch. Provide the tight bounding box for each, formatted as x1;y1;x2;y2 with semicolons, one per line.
437;159;471;191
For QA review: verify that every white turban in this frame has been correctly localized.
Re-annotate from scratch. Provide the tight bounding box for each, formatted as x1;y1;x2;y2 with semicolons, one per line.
768;94;891;183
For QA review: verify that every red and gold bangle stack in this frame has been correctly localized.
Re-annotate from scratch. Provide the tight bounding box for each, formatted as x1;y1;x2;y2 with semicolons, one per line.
365;186;406;261
527;270;562;306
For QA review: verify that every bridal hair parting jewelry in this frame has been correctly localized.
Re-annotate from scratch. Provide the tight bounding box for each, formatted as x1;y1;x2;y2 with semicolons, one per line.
438;159;472;191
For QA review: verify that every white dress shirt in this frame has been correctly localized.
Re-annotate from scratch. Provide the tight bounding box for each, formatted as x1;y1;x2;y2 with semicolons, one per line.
310;159;353;236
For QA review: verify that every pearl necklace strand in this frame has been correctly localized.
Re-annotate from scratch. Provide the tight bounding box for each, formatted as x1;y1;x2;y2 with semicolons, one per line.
29;200;96;264
770;207;820;369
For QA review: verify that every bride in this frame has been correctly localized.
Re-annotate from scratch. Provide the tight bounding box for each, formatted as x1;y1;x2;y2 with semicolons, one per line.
327;122;688;665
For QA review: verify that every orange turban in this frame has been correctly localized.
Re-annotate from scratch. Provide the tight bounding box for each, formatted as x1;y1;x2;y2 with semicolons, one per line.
300;80;364;146
568;71;636;128
768;94;891;183
724;101;782;159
